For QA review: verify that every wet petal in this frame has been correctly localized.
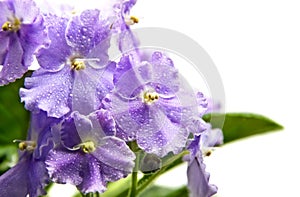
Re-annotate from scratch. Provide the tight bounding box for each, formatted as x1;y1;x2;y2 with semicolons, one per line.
20;65;72;118
46;148;84;186
136;107;188;157
12;0;40;24
0;153;49;197
0;33;26;86
19;15;48;67
66;9;110;56
72;65;108;115
72;111;105;143
92;136;135;172
77;155;106;194
36;15;71;71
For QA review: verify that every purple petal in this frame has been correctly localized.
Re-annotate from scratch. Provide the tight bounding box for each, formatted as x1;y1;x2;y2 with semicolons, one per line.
71;65;109;115
108;94;139;141
0;2;12;26
77;155;106;194
187;135;201;157
0;33;9;65
187;155;217;197
0;153;49;197
96;109;116;136
46;148;84;186
11;0;40;24
201;126;224;148
151;51;174;67
0;158;29;196
0;33;27;86
19;15;48;67
66;9;110;56
36;15;71;71
136;107;188;157
20;65;72;118
61;114;82;148
72;111;106;143
92;136;135;172
28;158;49;197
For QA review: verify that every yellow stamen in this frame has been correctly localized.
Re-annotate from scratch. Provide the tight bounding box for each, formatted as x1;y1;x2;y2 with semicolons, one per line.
2;18;21;32
143;91;159;104
13;140;36;151
125;16;139;26
130;16;139;24
81;141;96;154
71;60;86;70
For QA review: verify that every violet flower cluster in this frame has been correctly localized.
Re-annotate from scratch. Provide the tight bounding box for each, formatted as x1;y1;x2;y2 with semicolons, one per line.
0;0;222;196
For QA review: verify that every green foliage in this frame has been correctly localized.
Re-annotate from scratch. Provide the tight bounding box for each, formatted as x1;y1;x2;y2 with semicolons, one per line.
140;185;188;197
0;74;30;145
203;113;283;143
0;74;30;174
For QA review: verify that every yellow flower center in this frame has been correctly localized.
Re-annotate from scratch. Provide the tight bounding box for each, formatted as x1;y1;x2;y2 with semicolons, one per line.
71;59;86;70
13;140;36;151
81;141;96;154
125;16;139;26
143;91;159;104
2;18;21;32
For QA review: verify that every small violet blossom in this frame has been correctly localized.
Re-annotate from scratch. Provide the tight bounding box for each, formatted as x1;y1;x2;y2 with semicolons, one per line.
104;51;205;157
20;10;114;118
46;110;135;194
185;124;223;197
0;112;58;197
0;0;47;86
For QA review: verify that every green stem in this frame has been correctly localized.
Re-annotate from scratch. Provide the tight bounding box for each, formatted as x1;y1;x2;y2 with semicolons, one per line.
128;141;141;197
136;150;189;195
129;168;139;197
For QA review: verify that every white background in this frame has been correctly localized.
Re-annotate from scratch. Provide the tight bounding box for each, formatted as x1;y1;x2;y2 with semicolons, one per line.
47;0;300;196
132;0;300;196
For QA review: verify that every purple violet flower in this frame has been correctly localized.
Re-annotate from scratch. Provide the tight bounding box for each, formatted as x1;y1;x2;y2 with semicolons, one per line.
0;111;58;197
0;0;47;86
104;51;204;157
46;110;135;194
185;125;223;197
20;10;115;118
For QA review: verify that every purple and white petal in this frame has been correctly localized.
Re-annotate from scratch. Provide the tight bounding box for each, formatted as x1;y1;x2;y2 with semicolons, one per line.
201;126;224;148
187;155;217;197
36;15;70;71
71;65;109;115
77;155;106;194
20;65;73;118
12;0;40;24
66;9;110;56
0;33;26;86
136;107;188;157
46;148;84;186
92;136;135;173
19;15;48;67
0;2;12;25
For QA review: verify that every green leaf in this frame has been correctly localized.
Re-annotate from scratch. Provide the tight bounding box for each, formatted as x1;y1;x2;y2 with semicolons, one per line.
0;145;18;175
203;113;283;143
139;185;188;197
0;73;30;145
